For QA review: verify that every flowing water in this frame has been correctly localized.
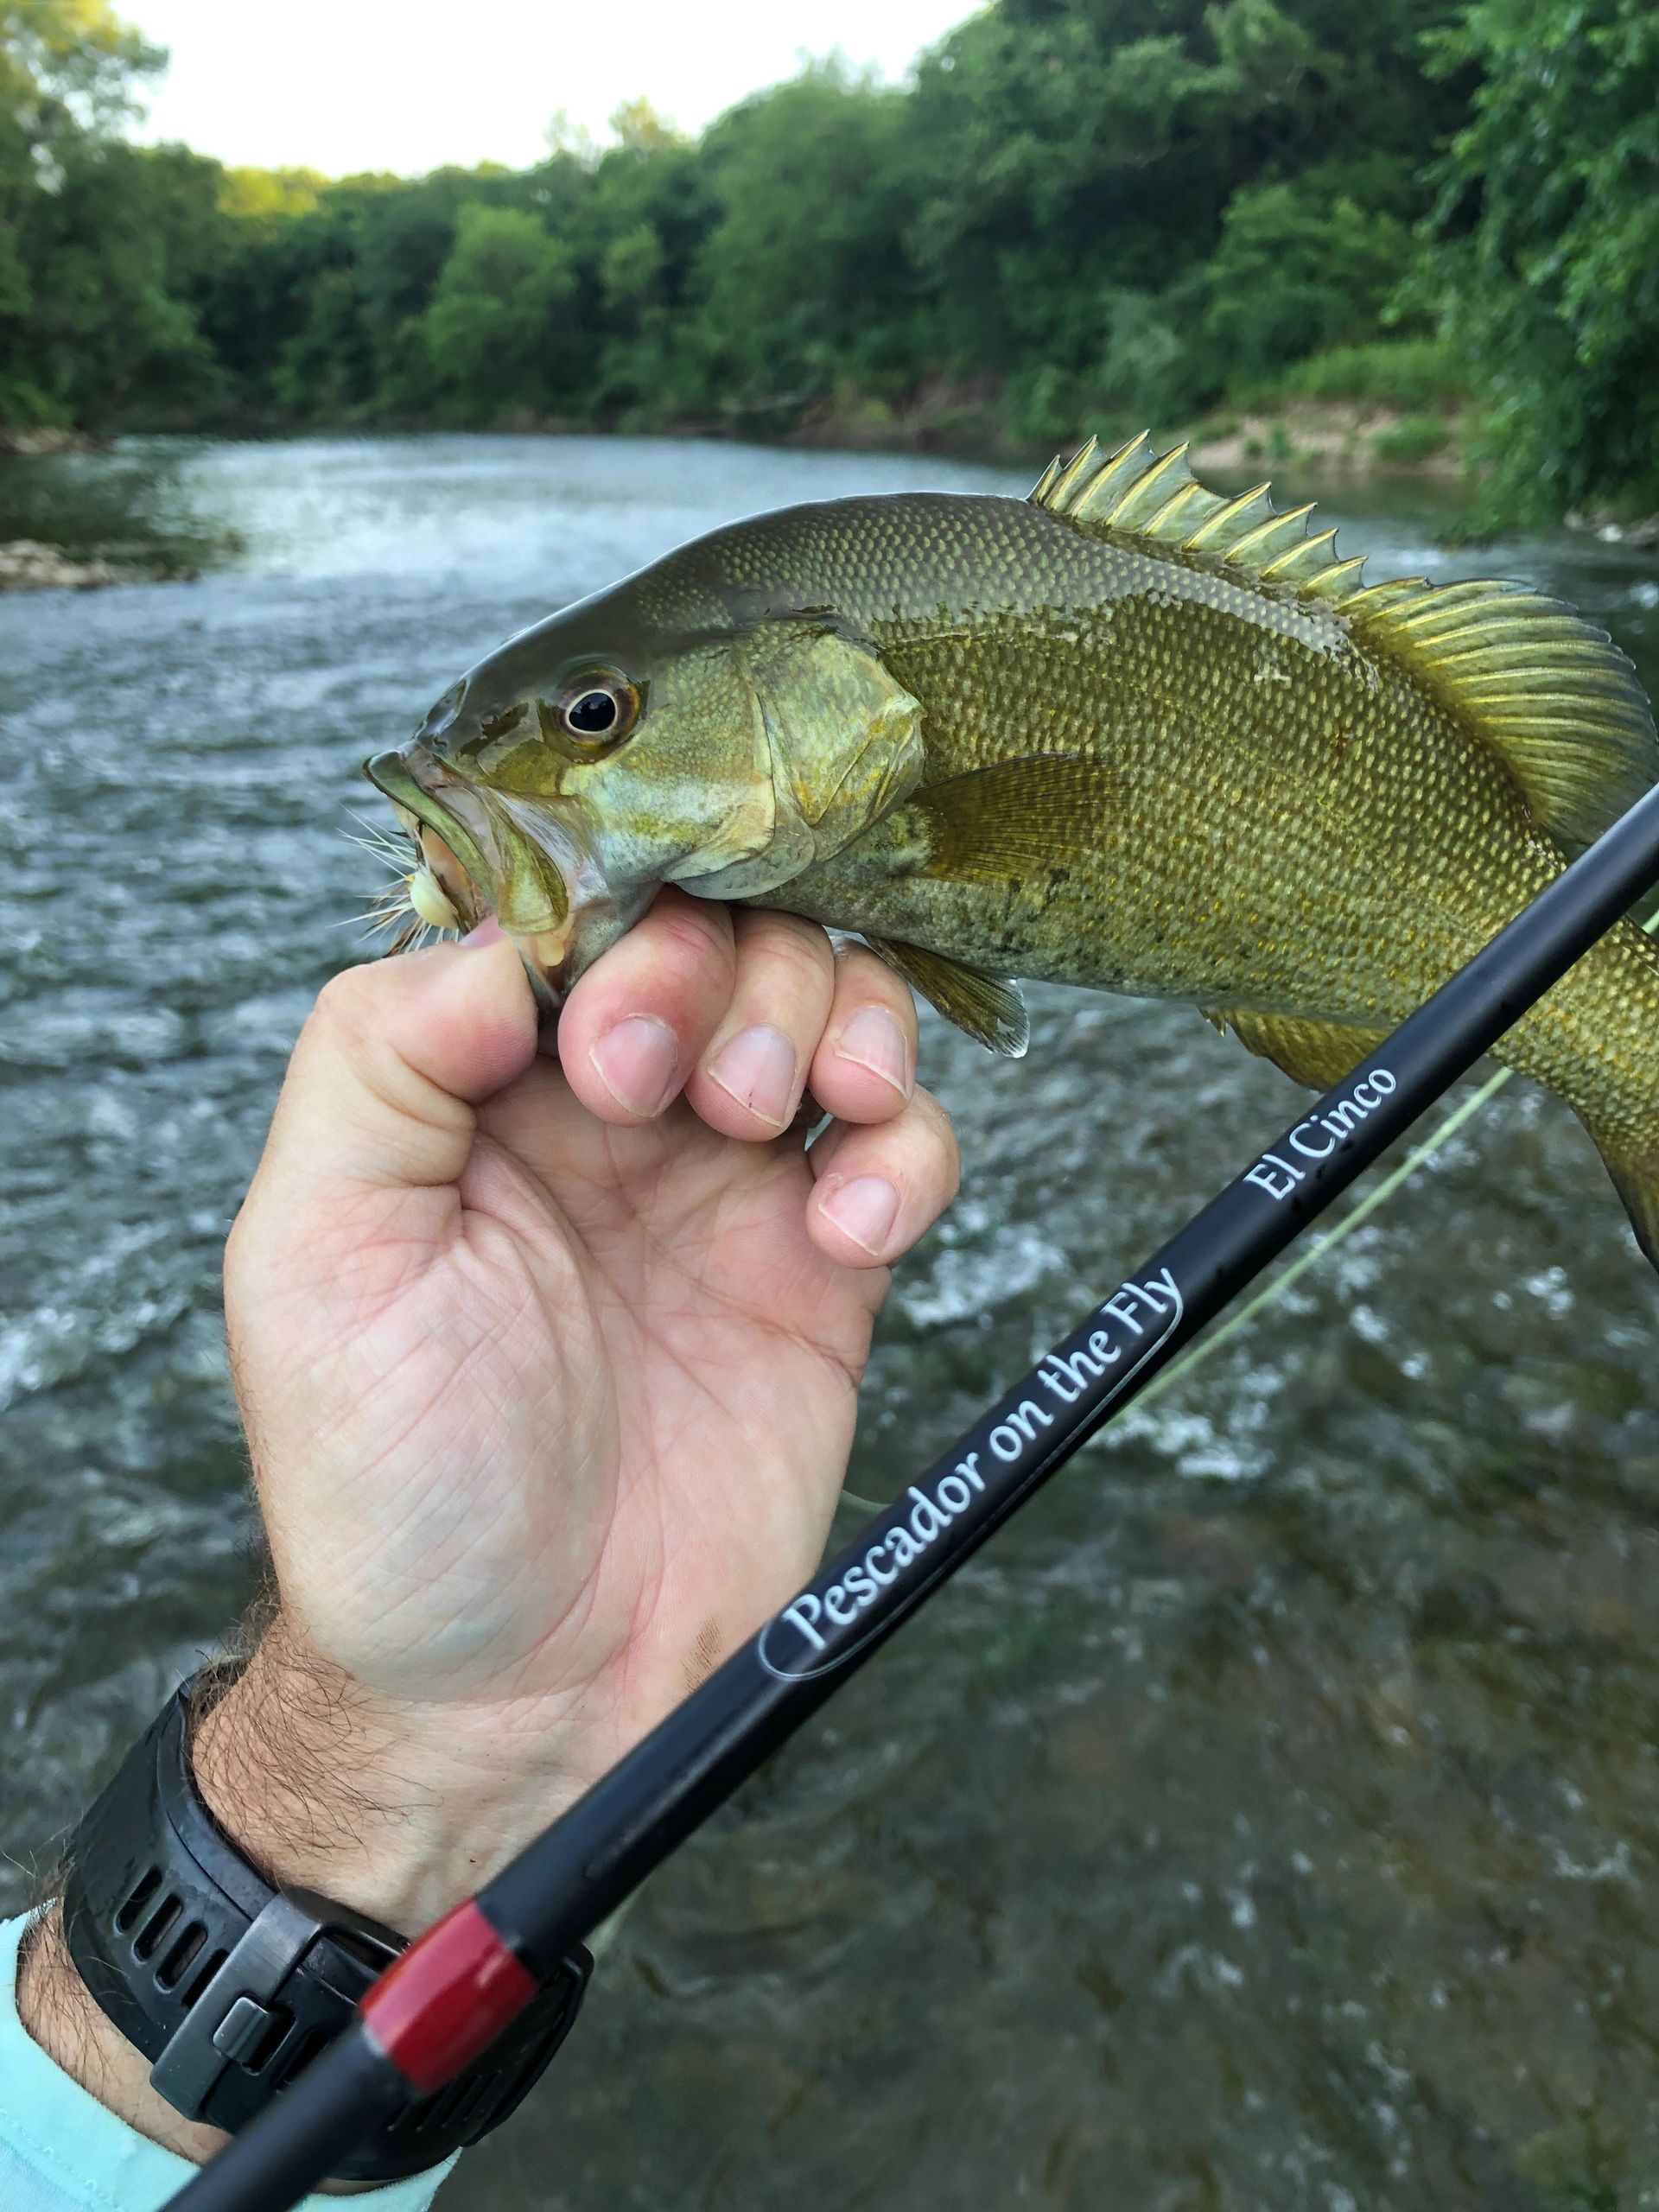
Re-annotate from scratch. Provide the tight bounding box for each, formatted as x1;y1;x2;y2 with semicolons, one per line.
3;434;1659;2212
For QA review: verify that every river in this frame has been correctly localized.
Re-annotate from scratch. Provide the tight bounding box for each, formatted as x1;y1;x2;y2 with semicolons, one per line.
3;433;1659;2211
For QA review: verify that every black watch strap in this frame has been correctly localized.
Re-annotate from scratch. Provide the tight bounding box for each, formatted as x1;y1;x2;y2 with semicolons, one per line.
60;1678;591;2181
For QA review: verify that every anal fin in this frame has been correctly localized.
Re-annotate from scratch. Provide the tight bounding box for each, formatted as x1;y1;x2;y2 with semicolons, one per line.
1203;1007;1389;1091
1575;1110;1659;1276
865;936;1029;1057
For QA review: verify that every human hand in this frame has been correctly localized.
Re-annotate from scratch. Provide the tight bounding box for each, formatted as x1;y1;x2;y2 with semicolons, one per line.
193;894;959;1936
18;898;957;2166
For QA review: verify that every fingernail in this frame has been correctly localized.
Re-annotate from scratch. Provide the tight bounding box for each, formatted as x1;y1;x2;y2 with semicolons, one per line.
589;1014;679;1116
819;1173;900;1257
708;1024;798;1128
833;1004;912;1096
461;917;505;950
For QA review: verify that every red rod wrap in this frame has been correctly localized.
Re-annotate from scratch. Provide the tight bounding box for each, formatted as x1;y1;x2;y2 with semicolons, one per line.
359;1900;538;2096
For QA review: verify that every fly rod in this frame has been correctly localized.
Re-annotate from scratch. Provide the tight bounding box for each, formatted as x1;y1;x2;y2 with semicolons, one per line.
166;780;1659;2212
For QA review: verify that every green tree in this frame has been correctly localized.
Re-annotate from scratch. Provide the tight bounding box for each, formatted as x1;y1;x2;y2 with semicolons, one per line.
16;0;1653;533
0;0;193;423
693;60;920;409
422;201;575;418
1426;0;1659;524
600;220;664;312
1205;177;1415;382
899;0;1457;422
0;0;157;144
569;116;709;423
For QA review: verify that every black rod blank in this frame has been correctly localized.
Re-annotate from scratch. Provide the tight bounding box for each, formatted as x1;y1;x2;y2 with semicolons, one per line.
167;780;1659;2212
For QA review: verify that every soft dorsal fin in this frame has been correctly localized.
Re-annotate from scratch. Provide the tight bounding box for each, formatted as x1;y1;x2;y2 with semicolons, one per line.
1030;434;1659;852
1339;576;1657;851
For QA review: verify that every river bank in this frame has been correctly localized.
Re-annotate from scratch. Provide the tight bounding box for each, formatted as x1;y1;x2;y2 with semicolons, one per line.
776;389;1471;489
0;426;105;458
3;408;1655;599
0;398;1476;595
0;539;125;591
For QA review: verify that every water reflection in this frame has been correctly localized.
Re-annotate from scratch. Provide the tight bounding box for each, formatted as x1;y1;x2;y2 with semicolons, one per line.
0;436;244;579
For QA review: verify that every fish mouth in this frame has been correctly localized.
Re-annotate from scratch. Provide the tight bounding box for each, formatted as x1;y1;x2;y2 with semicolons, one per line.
364;749;490;930
363;747;610;1017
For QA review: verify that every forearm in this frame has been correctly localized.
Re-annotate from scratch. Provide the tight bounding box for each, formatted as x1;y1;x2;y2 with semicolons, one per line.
16;1903;230;2171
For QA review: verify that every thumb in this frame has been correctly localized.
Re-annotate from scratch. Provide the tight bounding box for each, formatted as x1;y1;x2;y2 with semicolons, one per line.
254;936;538;1210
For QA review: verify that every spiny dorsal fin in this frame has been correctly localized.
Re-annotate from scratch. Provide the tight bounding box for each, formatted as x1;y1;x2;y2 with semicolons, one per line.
862;935;1029;1058
1030;434;1659;853
1029;431;1359;594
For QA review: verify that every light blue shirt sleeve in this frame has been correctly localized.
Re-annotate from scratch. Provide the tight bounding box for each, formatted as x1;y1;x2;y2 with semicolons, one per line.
0;1914;458;2212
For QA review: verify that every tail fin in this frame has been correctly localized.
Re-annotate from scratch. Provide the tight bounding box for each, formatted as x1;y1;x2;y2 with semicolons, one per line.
1586;1126;1659;1274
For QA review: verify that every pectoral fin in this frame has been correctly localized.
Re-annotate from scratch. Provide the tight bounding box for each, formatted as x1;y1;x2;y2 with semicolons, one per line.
864;935;1030;1057
1203;1007;1389;1090
905;753;1122;882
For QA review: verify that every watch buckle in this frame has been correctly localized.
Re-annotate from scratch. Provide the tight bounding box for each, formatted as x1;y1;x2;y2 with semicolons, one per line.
148;1887;401;2120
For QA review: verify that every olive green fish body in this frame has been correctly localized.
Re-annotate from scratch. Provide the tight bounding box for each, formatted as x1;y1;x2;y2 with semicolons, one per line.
371;435;1659;1270
751;490;1659;1216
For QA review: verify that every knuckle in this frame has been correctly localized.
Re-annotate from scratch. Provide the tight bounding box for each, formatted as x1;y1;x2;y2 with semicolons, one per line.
309;956;401;1039
738;911;834;991
739;906;826;955
912;1084;955;1140
656;901;735;979
836;945;917;1019
771;946;838;1016
313;963;370;1023
916;1092;962;1191
831;938;886;982
222;1205;254;1288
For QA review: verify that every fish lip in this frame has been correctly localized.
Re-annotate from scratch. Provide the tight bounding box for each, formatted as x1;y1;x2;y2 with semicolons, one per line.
363;747;495;901
364;746;619;1011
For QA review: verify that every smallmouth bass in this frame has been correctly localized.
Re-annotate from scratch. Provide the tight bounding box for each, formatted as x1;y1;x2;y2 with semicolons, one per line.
366;433;1659;1272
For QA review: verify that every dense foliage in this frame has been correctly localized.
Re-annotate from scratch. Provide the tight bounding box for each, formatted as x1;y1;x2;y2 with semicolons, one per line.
2;0;1656;522
1420;0;1659;524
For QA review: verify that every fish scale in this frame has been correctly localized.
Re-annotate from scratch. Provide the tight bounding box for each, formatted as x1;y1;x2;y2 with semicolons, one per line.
371;435;1659;1273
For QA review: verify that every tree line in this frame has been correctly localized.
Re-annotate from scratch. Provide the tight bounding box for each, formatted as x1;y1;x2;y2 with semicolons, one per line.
2;0;1656;526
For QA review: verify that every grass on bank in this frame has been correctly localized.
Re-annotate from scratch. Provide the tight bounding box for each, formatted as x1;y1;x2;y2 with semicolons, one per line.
1170;340;1471;486
1261;340;1468;413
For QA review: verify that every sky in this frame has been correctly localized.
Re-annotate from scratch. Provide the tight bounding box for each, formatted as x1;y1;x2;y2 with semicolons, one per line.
118;0;982;177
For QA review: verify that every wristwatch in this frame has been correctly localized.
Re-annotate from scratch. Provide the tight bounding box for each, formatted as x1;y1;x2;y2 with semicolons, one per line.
60;1677;591;2181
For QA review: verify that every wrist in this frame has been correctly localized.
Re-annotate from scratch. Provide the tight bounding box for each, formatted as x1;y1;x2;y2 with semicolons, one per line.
16;1907;406;2194
190;1621;596;1936
21;1654;595;2186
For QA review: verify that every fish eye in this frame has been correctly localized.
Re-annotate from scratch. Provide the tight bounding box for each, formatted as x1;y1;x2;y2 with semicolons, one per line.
568;689;619;734
537;669;643;757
